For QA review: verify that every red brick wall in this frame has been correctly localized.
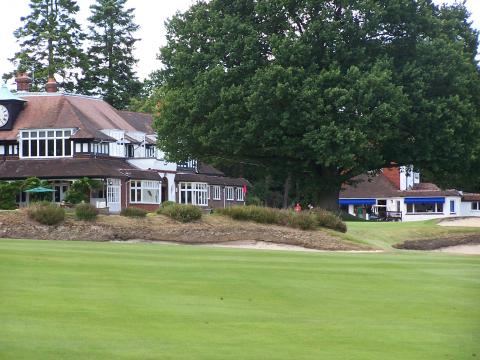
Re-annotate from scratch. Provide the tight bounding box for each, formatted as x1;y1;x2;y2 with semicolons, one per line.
127;203;160;212
383;167;401;189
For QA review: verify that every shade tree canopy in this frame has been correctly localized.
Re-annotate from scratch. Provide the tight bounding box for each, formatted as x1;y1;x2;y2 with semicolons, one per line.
154;0;480;208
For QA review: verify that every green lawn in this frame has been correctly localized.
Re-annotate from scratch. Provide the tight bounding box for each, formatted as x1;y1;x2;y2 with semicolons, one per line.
1;239;479;359
342;220;480;249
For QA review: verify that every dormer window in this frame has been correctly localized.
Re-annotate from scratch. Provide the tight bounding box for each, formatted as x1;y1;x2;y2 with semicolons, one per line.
20;129;74;158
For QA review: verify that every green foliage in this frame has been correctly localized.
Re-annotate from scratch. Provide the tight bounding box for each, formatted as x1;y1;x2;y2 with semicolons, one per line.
75;203;99;221
22;177;53;202
157;203;202;223
154;0;480;207
27;203;65;225
217;205;346;232
80;0;141;109
64;177;102;204
311;209;347;233
0;182;22;210
4;0;85;91
120;207;147;218
161;201;176;208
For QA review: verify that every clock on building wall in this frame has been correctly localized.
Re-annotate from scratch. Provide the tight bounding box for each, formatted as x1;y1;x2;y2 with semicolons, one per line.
0;105;9;127
0;84;26;131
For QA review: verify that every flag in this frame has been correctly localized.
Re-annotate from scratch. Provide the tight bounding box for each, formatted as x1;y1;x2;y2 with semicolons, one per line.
242;184;247;195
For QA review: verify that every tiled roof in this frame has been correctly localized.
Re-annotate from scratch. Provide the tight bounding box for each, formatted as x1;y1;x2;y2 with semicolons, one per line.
0;158;161;181
400;189;460;197
462;193;480;201
118;110;154;134
0;93;137;141
412;183;440;191
340;173;399;198
175;173;249;186
340;173;461;199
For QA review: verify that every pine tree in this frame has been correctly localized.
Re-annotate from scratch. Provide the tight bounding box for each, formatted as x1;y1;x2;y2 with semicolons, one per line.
5;0;84;92
81;0;141;109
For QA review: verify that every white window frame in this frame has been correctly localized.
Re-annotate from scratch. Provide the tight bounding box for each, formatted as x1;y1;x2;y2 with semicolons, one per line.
213;185;221;200
20;128;74;159
406;202;444;214
225;186;234;201
236;187;244;201
471;201;480;211
179;182;208;206
130;180;160;204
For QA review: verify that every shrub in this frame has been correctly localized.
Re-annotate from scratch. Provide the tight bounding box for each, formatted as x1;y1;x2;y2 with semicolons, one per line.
158;203;202;222
27;203;65;225
0;181;21;210
217;205;347;232
75;203;99;221
161;201;176;208
217;205;280;224
312;209;347;233
120;207;147;218
284;211;317;230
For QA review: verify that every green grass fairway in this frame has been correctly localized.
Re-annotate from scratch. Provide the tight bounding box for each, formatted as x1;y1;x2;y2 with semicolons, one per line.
1;239;479;360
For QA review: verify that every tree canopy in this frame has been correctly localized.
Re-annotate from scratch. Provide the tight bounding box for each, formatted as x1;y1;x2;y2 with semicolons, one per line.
80;0;141;109
5;0;84;92
154;0;480;207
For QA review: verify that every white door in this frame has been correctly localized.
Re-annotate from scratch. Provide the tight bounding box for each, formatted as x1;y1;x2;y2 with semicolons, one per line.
107;178;121;213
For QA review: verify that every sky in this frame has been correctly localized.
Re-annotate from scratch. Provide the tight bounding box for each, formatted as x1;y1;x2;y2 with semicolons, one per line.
0;0;479;86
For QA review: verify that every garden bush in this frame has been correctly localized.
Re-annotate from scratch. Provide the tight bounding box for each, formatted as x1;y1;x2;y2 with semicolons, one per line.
217;205;280;224
284;211;317;230
27;203;65;225
217;205;347;232
75;203;99;221
158;203;202;223
120;207;147;218
312;209;347;233
161;201;176;208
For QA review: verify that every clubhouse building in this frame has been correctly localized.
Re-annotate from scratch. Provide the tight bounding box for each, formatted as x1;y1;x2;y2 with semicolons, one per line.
339;166;480;221
0;74;248;212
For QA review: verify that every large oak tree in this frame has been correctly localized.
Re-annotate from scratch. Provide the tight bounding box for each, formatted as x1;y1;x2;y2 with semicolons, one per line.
155;0;480;208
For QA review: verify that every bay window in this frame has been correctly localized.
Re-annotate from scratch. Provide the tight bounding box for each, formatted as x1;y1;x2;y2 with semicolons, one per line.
130;180;160;204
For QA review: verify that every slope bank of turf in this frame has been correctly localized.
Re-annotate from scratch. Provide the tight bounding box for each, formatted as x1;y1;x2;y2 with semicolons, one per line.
343;219;480;249
0;239;479;360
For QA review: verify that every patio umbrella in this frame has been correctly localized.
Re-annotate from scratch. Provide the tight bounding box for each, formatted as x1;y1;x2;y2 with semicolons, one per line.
25;187;55;193
25;186;56;205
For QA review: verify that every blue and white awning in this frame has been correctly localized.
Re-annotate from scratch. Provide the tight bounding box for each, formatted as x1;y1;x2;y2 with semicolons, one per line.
339;198;376;206
404;197;445;204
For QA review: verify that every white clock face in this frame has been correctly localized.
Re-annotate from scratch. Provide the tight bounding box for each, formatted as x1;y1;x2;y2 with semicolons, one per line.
0;105;8;127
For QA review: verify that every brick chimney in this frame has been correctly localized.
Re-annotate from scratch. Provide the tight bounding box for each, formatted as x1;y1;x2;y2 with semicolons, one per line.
383;167;401;189
45;77;57;93
15;73;32;92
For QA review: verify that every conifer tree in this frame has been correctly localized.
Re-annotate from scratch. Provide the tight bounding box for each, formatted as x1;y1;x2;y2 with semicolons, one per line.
5;0;84;92
81;0;141;109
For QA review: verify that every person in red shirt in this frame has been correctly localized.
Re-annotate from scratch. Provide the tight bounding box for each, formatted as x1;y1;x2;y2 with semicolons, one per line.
294;203;302;212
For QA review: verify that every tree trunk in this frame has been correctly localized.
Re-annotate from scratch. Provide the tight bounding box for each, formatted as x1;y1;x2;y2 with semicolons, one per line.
282;173;291;209
316;189;341;212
